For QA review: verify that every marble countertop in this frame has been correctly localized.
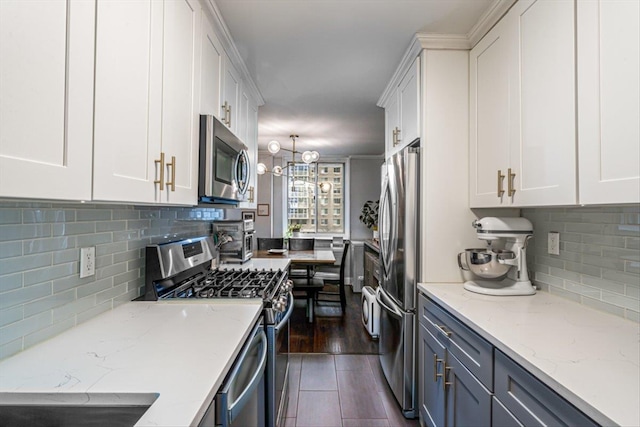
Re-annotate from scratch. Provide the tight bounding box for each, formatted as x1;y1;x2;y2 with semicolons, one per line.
417;283;639;427
220;257;290;271
0;300;263;426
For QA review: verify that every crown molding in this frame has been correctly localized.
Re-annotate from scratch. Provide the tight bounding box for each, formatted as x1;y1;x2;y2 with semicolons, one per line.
377;0;515;108
203;0;265;106
467;0;516;48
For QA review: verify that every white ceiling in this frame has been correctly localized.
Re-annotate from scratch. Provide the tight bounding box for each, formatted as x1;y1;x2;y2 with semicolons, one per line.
215;0;495;156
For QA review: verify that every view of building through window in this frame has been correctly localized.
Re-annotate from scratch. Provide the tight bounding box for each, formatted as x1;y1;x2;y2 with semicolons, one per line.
287;162;344;234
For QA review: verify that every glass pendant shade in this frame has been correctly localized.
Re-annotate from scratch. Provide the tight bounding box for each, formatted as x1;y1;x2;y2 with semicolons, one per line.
301;151;314;164
272;165;283;176
256;162;267;175
267;140;281;154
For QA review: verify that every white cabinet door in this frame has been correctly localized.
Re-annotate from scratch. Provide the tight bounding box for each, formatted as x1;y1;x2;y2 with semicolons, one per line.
509;0;576;206
222;53;241;134
469;18;511;207
161;0;201;205
93;0;163;204
470;0;576;208
200;11;224;118
578;0;640;204
0;0;95;200
399;58;420;148
385;92;400;159
239;93;259;208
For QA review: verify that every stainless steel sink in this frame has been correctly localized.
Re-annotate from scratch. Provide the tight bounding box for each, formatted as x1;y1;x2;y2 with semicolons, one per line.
0;392;158;427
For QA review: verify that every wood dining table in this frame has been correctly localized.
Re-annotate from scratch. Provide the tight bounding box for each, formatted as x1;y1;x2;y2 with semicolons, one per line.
255;249;336;322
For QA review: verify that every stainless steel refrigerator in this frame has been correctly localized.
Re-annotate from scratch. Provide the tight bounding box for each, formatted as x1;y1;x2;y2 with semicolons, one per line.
376;144;420;418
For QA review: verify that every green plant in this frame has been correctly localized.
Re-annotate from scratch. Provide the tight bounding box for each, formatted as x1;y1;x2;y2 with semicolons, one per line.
286;223;302;237
359;200;379;229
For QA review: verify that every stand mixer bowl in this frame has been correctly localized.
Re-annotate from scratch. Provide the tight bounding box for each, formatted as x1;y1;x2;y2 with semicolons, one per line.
458;248;511;279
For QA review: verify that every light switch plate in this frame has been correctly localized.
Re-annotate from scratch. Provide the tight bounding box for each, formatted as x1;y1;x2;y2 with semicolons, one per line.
548;232;560;255
80;247;95;278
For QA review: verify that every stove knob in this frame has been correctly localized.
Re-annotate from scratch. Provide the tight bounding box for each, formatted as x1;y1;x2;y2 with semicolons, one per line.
283;280;293;292
273;298;285;312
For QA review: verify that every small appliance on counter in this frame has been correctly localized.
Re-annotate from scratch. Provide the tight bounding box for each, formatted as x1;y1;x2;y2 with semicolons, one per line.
213;219;254;263
457;217;536;296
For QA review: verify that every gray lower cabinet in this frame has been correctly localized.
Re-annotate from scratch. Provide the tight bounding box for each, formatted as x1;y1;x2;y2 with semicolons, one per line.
418;294;492;427
419;293;599;427
419;323;446;427
494;350;598;427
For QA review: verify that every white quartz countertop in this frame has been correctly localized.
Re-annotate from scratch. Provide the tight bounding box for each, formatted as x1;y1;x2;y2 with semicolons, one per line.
417;283;640;427
0;300;263;426
220;257;290;271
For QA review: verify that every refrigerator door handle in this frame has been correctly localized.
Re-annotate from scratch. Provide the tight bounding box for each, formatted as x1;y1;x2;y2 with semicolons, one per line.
376;289;402;319
379;176;393;277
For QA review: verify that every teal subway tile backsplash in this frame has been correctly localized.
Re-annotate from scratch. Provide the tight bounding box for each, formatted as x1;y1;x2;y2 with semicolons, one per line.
522;205;640;323
0;200;226;360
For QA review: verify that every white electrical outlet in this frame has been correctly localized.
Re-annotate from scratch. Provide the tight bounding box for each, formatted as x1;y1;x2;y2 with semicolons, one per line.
80;247;96;278
548;232;560;255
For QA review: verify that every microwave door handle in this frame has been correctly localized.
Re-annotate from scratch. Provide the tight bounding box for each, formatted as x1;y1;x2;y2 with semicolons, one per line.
225;330;268;423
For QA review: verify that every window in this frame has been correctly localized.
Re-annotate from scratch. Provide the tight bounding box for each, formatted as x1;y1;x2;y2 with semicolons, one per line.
286;162;345;234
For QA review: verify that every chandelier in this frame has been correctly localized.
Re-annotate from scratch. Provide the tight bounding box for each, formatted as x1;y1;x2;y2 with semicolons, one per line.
256;134;320;177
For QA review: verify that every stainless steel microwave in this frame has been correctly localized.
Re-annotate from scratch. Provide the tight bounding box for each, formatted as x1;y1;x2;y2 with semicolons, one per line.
198;115;250;205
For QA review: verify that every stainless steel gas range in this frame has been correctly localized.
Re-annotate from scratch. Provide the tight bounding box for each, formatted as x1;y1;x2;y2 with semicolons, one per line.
144;236;292;427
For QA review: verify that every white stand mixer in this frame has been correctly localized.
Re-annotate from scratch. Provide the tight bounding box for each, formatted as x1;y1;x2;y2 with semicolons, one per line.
458;217;536;296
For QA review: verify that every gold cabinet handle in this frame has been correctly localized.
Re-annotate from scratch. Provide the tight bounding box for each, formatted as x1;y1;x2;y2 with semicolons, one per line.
227;105;232;127
222;101;230;126
154;152;165;191
392;129;397;146
393;127;401;146
445;366;454;392
435;324;451;338
166;156;176;192
508;168;516;197
248;186;255;203
497;169;505;197
433;354;444;383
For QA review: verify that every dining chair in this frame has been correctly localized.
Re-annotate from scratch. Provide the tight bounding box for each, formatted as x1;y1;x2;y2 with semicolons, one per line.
315;240;350;313
288;238;315;251
257;237;284;250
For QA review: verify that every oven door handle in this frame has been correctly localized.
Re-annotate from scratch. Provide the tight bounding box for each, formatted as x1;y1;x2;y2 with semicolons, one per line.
223;329;268;423
275;292;294;333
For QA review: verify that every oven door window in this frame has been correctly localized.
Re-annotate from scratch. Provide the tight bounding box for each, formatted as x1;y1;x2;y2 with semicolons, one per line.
215;137;238;185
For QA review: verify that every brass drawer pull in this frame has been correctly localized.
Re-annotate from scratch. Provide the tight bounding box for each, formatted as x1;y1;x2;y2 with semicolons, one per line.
393;127;401;146
433;354;444;383
497;169;505;197
154;152;165;191
166;156;176;192
508;168;516;197
435;324;451;338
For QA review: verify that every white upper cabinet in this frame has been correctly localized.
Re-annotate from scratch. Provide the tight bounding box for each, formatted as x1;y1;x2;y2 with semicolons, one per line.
470;0;576;207
385;58;420;158
160;0;202;205
200;11;224;118
399;59;420;148
469;17;511;207
577;0;640;204
239;91;259;208
221;53;241;134
93;0;201;205
93;0;163;204
0;0;95;201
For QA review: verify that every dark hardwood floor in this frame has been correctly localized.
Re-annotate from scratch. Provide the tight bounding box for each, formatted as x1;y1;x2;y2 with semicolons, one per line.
290;285;378;354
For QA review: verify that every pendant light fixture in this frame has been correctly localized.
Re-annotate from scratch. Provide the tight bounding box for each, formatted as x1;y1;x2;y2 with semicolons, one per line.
257;135;320;177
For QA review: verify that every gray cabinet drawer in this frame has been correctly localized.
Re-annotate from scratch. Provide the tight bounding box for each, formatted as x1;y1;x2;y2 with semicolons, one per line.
494;350;598;427
492;396;522;427
419;295;493;391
